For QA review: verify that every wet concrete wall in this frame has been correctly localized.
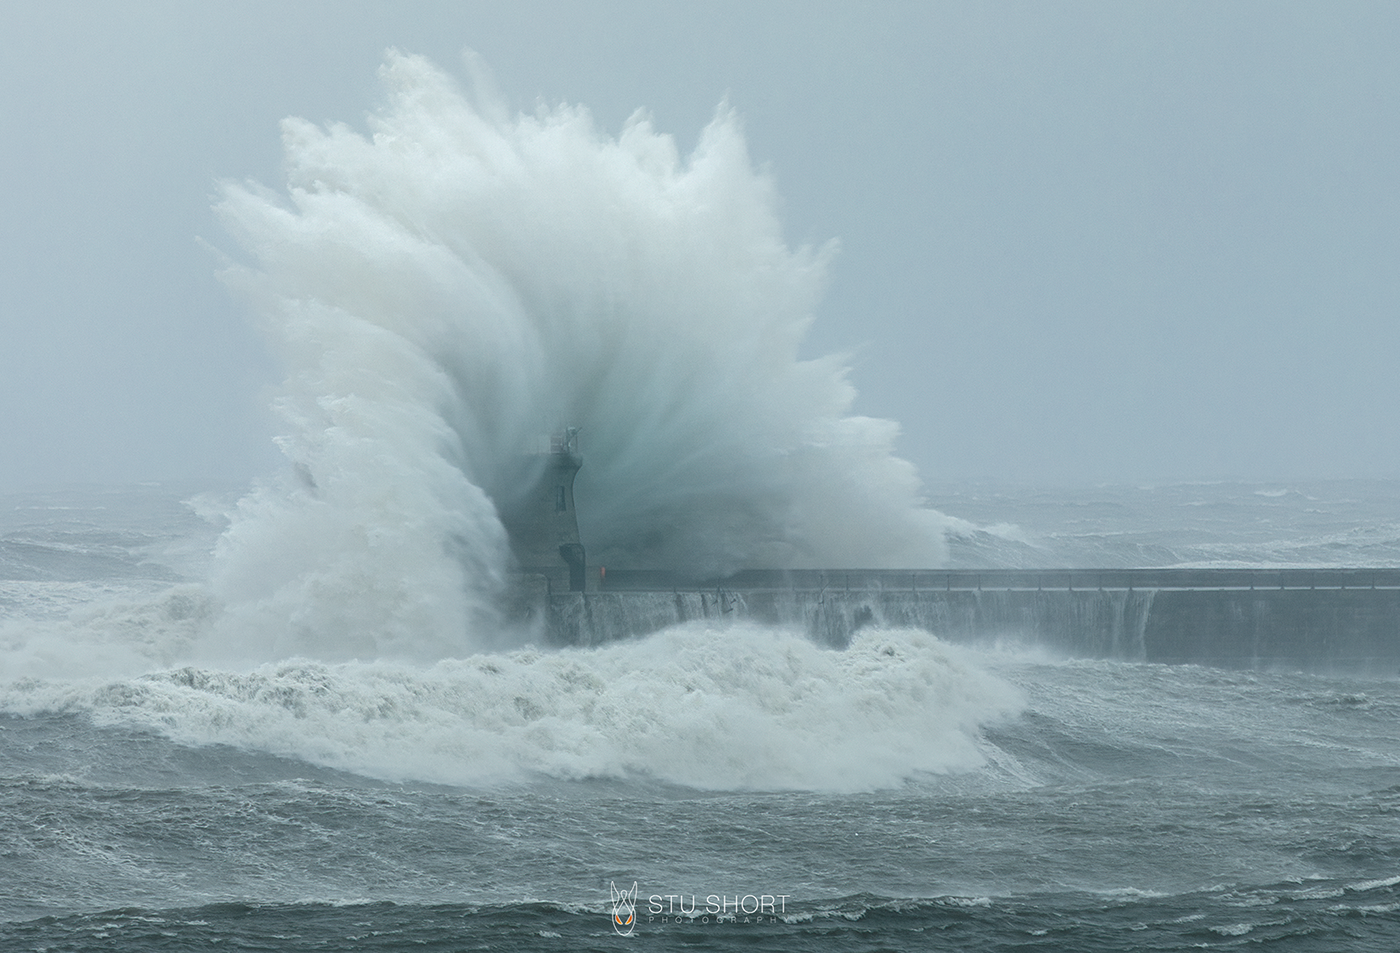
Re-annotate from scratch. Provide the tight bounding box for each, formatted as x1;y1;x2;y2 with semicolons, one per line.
537;569;1400;671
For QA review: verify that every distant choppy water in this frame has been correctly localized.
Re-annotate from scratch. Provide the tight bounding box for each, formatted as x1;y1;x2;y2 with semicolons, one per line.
937;479;1400;570
1;482;1398;951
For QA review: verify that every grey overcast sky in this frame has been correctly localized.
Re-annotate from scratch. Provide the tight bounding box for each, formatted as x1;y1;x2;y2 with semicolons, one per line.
1;1;1397;491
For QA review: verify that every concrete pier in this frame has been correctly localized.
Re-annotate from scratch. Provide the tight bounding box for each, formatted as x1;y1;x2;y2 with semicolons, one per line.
534;568;1400;671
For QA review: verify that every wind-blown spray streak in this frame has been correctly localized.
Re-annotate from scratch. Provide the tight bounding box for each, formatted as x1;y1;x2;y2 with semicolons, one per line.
211;51;947;658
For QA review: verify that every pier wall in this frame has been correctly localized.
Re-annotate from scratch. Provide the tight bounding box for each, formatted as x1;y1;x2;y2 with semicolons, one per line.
536;569;1400;671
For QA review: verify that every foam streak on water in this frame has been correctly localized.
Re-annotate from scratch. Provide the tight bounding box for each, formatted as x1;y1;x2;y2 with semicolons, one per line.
210;51;946;660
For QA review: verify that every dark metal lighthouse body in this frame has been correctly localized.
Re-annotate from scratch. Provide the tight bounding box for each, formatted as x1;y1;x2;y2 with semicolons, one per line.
503;428;587;593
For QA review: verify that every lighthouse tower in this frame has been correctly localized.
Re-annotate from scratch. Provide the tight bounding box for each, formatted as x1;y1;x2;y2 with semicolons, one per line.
502;428;587;593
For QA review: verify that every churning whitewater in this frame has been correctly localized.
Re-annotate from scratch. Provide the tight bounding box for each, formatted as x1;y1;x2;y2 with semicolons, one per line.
211;49;948;662
3;48;1398;953
0;625;1019;792
0;51;1003;799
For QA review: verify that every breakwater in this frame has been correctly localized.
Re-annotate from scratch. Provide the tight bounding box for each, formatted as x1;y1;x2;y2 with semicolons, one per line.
537;569;1400;671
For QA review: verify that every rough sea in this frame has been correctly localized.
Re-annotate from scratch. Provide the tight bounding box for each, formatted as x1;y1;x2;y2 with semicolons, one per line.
6;51;1399;952
2;479;1398;952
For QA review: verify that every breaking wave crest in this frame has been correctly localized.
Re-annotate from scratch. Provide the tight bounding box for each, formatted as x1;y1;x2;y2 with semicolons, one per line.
0;54;987;794
209;49;947;660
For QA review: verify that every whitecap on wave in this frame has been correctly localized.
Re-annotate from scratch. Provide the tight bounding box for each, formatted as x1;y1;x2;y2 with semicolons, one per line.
0;625;1021;793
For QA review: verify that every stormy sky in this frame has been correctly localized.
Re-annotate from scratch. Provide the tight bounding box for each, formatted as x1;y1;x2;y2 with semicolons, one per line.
2;1;1397;491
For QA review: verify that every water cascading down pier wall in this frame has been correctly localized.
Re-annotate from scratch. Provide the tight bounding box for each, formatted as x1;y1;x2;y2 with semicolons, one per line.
539;568;1400;671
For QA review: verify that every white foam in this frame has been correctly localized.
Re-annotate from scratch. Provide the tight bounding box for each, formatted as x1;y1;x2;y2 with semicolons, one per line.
0;584;217;679
206;50;949;661
0;625;1021;792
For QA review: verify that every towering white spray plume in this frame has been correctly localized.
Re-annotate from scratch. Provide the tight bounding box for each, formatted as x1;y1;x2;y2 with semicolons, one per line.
211;50;947;658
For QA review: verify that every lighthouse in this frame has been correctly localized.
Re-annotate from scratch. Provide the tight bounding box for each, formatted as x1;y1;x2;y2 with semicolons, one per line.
501;428;588;593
